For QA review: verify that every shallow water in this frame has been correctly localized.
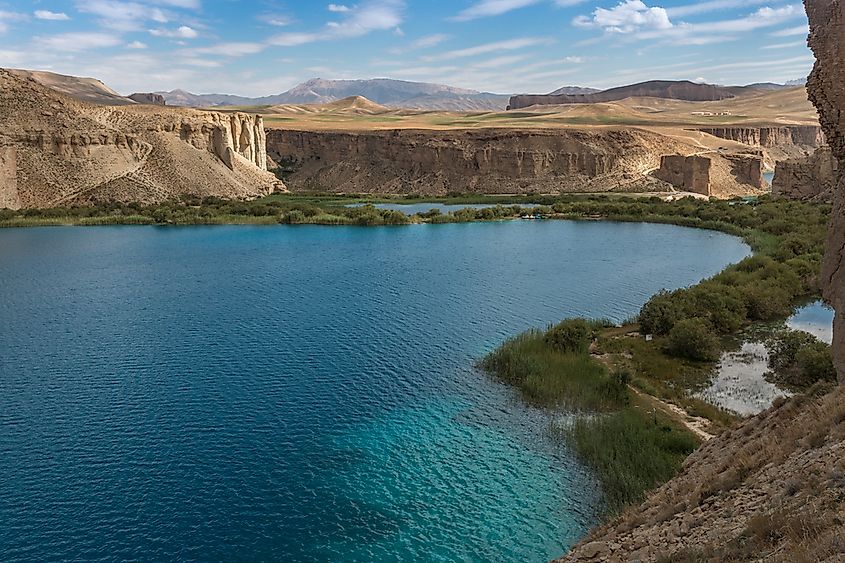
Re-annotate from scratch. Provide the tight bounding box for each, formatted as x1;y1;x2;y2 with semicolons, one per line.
0;221;750;561
697;342;789;416
787;300;835;344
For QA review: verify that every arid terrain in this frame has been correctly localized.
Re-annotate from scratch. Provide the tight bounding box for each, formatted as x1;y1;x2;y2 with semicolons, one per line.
0;69;281;209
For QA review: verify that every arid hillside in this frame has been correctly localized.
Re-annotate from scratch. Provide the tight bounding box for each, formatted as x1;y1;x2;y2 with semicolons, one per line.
0;69;281;209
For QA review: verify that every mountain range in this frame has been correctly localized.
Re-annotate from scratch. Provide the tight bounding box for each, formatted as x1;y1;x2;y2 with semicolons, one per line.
157;78;513;111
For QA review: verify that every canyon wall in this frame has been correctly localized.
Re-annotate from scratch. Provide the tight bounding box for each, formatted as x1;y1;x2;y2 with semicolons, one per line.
266;128;762;197
653;155;711;195
772;146;838;200
807;0;845;382
0;69;280;209
696;126;825;149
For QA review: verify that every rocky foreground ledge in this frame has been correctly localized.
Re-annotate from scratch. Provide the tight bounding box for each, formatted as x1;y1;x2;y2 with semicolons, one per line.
561;1;845;561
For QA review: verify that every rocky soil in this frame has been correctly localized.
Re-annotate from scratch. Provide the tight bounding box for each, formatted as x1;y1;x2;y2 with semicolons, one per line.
0;69;281;209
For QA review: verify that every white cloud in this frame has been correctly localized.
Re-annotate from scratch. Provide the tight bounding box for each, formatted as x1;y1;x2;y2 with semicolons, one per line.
452;0;541;21
574;0;672;34
423;37;553;61
149;25;198;38
771;24;809;36
269;0;404;46
259;14;293;26
473;54;529;68
268;32;322;46
182;42;264;56
75;0;170;31
126;40;147;48
35;32;123;51
35;10;70;21
0;10;26;32
761;40;805;50
411;33;449;49
665;0;769;18
328;4;351;12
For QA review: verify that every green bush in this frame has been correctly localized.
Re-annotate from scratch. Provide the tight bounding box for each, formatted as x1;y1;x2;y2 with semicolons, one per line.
665;318;720;362
639;290;681;335
544;318;594;353
769;330;836;388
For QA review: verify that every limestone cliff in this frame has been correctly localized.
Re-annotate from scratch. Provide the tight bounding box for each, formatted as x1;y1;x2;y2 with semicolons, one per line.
772;146;838;201
0;69;281;209
266;128;762;197
807;0;845;381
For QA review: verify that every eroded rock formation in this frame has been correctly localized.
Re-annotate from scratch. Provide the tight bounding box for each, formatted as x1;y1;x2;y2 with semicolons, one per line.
0;69;281;209
266;128;763;197
128;92;166;106
653;155;712;195
807;0;845;381
772;146;838;200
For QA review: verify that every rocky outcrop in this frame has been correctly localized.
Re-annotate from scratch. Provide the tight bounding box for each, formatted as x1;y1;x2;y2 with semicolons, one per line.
653;152;764;196
807;0;845;382
559;385;845;562
508;80;736;110
654;155;712;195
0;69;280;209
266;128;763;197
128;92;166;106
697;126;825;149
772;146;838;200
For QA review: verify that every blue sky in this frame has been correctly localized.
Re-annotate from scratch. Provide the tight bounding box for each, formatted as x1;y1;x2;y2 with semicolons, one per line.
0;1;813;96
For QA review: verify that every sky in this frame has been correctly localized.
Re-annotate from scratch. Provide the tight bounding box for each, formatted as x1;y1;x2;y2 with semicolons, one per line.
0;1;814;96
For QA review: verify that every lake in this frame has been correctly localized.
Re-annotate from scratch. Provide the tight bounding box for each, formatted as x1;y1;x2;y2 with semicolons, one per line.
0;221;750;562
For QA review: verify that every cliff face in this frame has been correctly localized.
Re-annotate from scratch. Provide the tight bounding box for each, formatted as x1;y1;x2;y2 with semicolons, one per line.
266;128;763;197
508;80;735;109
772;146;838;200
0;69;280;209
697;126;825;149
807;0;845;381
128;93;166;106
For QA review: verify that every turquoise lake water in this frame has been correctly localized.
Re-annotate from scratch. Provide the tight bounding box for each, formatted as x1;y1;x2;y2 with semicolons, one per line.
0;221;750;561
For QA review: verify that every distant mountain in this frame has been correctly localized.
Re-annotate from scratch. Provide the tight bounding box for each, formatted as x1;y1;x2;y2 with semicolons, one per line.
157;78;511;111
785;78;807;86
547;85;600;96
509;80;740;109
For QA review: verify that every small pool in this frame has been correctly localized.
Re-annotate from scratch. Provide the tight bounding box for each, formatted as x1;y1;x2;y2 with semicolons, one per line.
787;300;834;344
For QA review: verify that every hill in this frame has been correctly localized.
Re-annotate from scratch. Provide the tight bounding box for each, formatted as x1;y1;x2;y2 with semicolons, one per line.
7;68;137;106
0;68;280;209
158;78;511;111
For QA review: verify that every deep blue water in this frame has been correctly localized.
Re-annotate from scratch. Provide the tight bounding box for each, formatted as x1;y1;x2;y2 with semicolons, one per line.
0;221;750;562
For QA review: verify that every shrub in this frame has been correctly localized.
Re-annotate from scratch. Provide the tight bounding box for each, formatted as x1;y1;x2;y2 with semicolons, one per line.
665;318;720;362
544;318;594;353
769;330;836;387
639;290;682;335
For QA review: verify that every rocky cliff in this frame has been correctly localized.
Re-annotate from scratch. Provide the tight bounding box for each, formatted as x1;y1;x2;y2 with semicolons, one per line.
0;69;280;209
129;93;166;106
772;146;838;200
807;0;845;381
696;126;824;149
266;128;763;197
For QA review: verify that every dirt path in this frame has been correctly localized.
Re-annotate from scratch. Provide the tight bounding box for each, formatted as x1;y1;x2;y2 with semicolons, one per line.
628;385;715;441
